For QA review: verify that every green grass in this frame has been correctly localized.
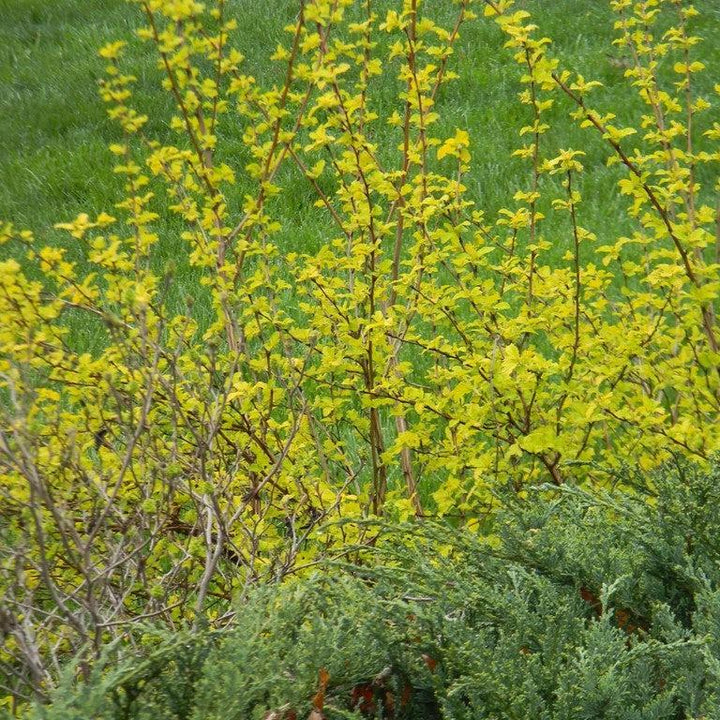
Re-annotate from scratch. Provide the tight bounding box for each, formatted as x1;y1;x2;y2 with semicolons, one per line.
1;0;718;326
0;0;138;227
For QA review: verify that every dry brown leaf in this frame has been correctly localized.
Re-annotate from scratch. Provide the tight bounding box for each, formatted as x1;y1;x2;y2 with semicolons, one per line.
312;667;330;712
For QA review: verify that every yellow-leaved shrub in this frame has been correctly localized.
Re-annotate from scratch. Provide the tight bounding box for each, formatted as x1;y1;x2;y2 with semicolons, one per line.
1;0;718;709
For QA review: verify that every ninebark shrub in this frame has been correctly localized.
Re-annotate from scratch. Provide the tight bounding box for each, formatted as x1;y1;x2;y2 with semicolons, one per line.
1;0;718;708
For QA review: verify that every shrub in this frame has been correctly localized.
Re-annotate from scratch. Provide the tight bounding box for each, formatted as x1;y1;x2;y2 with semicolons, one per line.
1;0;719;708
27;461;720;719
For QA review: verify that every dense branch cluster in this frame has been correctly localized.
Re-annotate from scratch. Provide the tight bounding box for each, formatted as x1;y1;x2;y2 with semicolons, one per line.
1;0;718;709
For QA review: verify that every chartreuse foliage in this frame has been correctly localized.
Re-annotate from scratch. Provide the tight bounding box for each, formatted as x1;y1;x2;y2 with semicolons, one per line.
1;0;719;710
26;462;720;719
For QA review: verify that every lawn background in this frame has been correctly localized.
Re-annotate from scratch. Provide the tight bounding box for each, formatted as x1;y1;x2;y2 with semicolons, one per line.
1;0;718;319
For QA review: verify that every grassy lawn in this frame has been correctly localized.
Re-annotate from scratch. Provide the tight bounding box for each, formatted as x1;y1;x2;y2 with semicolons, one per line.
1;0;718;319
0;0;138;228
